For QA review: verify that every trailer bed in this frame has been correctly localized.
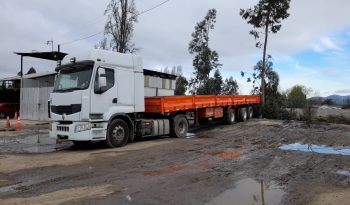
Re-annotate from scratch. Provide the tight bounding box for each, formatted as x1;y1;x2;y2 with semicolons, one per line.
145;95;260;114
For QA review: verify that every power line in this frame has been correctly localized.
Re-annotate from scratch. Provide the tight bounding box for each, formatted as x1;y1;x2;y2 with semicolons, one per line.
137;0;171;17
60;31;104;45
59;0;171;46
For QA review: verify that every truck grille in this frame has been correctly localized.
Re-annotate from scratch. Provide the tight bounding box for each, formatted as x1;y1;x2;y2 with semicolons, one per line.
57;126;69;132
51;104;81;115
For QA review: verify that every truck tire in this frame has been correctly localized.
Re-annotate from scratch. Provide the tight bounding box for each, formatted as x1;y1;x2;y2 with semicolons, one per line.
0;112;5;119
225;108;235;125
171;115;189;138
247;106;253;119
238;107;247;122
105;119;129;148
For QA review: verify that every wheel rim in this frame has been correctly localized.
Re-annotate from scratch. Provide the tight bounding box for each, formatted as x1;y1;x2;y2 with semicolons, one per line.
0;113;4;118
230;112;235;122
112;125;125;142
243;109;247;120
177;121;185;134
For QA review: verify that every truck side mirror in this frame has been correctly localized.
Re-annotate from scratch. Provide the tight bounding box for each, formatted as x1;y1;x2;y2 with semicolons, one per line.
96;68;107;94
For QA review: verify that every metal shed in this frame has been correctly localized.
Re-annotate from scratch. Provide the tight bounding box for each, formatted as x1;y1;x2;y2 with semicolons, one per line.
20;72;56;121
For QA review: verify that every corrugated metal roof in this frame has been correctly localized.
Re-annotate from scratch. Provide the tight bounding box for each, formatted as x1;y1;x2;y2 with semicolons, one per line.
0;71;57;81
23;71;57;79
0;76;21;81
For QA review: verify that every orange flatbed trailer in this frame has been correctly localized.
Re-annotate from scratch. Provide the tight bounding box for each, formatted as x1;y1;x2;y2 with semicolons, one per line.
145;95;260;115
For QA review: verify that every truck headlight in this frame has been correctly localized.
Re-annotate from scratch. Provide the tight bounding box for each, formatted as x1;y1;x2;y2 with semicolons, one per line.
75;124;91;133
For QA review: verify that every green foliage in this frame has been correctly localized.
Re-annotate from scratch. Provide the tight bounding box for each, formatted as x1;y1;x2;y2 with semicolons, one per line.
240;0;291;106
222;77;239;95
242;56;291;119
287;85;308;109
212;69;223;95
175;75;188;96
262;92;292;119
173;65;188;95
196;69;223;95
188;9;221;94
240;0;291;39
242;55;279;97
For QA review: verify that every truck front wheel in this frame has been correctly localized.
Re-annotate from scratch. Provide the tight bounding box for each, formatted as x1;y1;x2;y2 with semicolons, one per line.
171;115;189;138
106;119;129;148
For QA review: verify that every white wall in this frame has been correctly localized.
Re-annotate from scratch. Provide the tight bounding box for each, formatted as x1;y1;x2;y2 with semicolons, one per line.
20;75;55;121
144;75;175;97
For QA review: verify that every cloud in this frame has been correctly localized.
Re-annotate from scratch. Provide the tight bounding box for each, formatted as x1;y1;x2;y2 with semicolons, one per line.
335;89;350;94
312;37;343;53
1;0;350;95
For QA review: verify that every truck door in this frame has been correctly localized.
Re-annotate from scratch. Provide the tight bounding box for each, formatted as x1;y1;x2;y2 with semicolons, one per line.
90;67;118;118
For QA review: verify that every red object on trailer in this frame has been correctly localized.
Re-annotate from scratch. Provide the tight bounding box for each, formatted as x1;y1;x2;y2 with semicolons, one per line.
145;95;260;115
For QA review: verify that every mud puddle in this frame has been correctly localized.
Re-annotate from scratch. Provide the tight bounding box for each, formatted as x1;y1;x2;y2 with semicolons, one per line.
336;170;350;177
0;135;72;154
207;178;284;205
280;143;350;156
186;133;196;139
0;180;36;194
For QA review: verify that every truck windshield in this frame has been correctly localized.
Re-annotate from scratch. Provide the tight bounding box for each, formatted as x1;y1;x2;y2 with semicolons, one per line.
53;61;94;93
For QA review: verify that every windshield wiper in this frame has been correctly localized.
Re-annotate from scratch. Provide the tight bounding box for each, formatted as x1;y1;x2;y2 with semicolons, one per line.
54;87;85;93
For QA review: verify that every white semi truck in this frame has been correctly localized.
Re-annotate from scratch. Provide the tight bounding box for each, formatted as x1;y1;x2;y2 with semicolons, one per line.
49;49;260;148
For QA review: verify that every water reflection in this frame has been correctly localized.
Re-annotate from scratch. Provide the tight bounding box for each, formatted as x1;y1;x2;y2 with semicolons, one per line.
337;170;350;177
207;178;284;205
280;143;350;156
186;133;196;139
0;135;71;153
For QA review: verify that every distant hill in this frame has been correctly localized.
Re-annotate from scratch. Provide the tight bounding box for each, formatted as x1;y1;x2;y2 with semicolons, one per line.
309;95;350;105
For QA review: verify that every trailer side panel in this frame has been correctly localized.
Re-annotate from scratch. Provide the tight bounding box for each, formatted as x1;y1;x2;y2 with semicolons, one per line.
145;95;260;114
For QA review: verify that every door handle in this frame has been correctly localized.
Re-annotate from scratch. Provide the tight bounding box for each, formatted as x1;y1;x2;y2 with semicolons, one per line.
112;98;118;103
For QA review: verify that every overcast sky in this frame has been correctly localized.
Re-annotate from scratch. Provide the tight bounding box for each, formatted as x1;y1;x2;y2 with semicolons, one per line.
1;0;350;96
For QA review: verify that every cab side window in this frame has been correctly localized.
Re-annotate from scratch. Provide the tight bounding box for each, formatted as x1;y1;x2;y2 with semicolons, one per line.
94;67;115;93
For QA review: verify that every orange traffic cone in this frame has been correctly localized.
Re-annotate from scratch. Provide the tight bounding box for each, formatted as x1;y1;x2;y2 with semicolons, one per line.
14;112;18;120
4;116;11;129
15;117;22;130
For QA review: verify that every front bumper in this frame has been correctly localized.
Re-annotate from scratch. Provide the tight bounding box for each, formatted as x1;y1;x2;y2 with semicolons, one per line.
49;122;108;141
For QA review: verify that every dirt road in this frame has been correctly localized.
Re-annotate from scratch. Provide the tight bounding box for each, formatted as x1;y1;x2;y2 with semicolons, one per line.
0;119;350;205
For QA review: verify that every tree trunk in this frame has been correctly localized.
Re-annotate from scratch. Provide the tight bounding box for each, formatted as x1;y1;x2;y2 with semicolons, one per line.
119;0;128;53
261;22;269;108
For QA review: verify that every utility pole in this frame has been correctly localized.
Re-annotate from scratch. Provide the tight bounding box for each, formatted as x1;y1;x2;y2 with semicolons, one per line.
46;40;54;51
57;44;61;66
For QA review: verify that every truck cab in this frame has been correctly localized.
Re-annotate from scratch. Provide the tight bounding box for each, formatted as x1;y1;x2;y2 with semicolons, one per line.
49;49;145;146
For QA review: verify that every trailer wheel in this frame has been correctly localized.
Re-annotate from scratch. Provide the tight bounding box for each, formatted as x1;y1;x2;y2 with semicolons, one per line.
105;119;129;148
247;106;253;119
0;113;5;119
238;107;248;122
171;115;188;138
225;108;235;125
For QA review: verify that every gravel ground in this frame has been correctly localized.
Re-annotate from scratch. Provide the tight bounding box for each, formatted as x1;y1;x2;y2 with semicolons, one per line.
0;119;350;205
